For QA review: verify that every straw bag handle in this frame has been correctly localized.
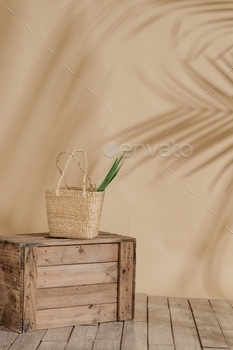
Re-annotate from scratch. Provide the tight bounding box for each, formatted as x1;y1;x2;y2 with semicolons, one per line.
56;151;94;189
55;150;94;197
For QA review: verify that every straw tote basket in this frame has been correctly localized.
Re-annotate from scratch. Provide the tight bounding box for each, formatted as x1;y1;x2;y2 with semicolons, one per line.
45;150;105;239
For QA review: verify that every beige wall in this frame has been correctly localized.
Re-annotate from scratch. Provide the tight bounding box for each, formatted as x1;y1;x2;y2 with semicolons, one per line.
0;0;232;298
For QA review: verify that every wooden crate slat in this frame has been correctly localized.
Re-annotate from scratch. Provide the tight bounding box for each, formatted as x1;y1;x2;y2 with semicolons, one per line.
0;232;135;247
65;325;98;350
37;283;117;310
0;305;22;333
36;303;117;329
37;243;118;266
134;293;147;322
148;308;173;345
209;299;233;330
23;247;37;333
0;243;22;268
121;320;147;350
0;264;22;290
118;241;136;320
0;284;21;313
37;262;118;289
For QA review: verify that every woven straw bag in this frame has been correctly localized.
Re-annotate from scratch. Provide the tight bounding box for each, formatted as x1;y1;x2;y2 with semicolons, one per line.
45;150;105;239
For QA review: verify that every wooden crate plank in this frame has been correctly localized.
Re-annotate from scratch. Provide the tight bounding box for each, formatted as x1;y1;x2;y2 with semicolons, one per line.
7;330;46;350
37;342;67;350
0;305;22;333
172;326;201;350
37;243;118;266
148;296;168;309
203;348;229;350
0;244;22;268
95;322;123;340
210;299;233;330
37;283;117;310
134;293;147;322
37;262;118;288
121;320;147;350
0;232;135;247
0;325;19;350
118;241;136;320
36;303;117;329
149;346;175;350
93;340;120;350
0;265;22;290
66;325;98;350
169;297;190;308
42;326;73;342
148;308;173;345
23;247;37;333
0;284;20;313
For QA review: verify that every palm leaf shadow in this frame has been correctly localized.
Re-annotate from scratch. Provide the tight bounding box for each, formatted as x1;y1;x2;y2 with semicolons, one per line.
113;0;233;296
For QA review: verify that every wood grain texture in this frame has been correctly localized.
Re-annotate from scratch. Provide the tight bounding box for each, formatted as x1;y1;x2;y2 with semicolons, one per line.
36;303;117;329
209;299;233;330
189;298;212;312
37;283;117;310
23;247;37;333
37;341;67;350
118;241;135;321
6;330;46;350
172;326;201;350
169;297;190;309
95;322;123;340
93;322;123;350
0;265;22;290
66;325;98;350
42;326;73;342
121;320;147;350
149;346;175;350
0;305;22;333
148;308;173;345
37;262;118;288
93;340;121;350
134;293;147;322
0;284;20;313
0;325;19;350
0;244;22;269
170;306;195;328
0;232;136;247
148;296;168;309
37;243;118;266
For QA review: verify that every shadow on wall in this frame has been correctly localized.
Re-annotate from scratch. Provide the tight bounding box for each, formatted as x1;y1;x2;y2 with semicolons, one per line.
113;0;233;297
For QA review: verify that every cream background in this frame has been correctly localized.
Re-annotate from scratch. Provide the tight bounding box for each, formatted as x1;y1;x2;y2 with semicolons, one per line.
0;0;232;298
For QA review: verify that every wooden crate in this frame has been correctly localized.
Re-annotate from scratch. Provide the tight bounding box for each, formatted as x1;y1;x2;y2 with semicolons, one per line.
0;232;136;333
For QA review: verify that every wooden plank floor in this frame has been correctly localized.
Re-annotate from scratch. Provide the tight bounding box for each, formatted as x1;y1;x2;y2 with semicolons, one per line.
1;294;233;349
